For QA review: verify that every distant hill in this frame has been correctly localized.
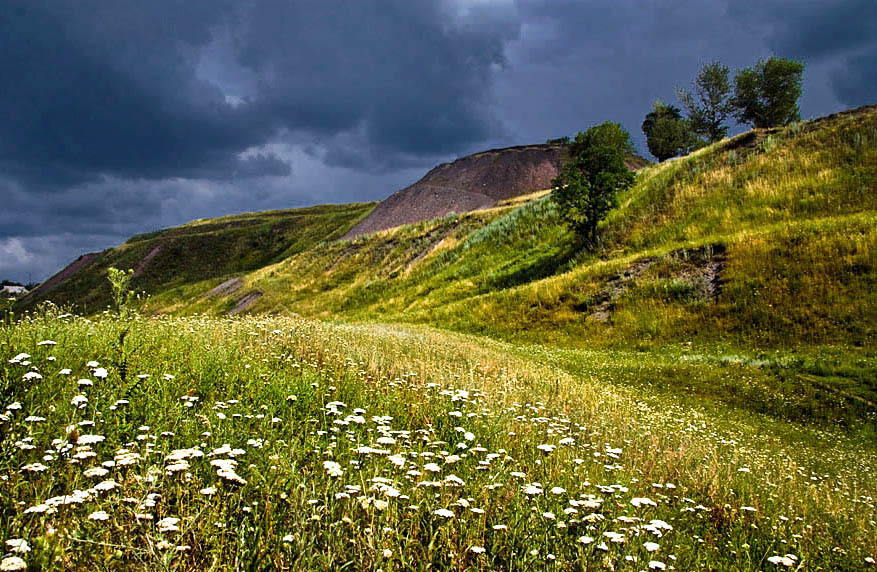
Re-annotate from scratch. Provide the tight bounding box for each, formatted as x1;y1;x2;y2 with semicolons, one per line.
176;105;875;350
343;144;569;238
14;203;374;314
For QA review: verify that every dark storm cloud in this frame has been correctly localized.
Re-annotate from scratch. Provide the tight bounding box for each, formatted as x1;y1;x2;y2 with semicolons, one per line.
2;1;875;283
0;1;518;191
1;0;520;281
492;1;768;154
0;2;269;188
725;0;877;107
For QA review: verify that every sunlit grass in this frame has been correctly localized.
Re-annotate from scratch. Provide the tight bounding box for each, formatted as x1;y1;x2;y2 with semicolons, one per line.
2;310;876;570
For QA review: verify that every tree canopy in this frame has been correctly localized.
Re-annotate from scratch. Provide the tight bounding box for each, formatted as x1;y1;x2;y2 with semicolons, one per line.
642;101;695;161
676;61;733;143
552;122;635;246
732;57;805;128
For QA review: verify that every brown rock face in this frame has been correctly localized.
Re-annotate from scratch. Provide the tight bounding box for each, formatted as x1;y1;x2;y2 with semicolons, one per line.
343;144;568;239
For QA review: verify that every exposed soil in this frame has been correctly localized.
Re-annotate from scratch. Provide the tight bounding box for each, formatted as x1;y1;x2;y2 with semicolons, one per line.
228;290;262;315
133;244;165;278
21;252;99;303
343;144;569;239
584;245;726;322
725;128;781;152
403;228;455;274
207;278;243;297
586;258;657;322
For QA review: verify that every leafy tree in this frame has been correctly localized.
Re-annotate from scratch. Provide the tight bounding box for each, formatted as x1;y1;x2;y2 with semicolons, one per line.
552;122;635;246
732;57;805;128
568;121;635;158
641;101;696;161
676;61;733;143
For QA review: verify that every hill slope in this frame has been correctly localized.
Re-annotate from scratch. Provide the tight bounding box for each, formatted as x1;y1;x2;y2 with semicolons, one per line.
17;105;877;354
15;202;375;314
169;105;876;352
343;143;649;239
3;106;876;571
342;143;570;238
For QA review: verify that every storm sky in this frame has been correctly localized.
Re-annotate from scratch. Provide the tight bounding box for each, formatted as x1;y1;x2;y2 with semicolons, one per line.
1;0;875;283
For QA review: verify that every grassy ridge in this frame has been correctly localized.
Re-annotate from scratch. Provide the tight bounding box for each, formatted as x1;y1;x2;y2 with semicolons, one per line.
3;106;876;570
18;107;877;356
15;202;376;315
168;106;877;354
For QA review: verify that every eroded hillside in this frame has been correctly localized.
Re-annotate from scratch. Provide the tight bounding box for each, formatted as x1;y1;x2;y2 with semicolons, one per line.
15;203;375;314
184;106;877;350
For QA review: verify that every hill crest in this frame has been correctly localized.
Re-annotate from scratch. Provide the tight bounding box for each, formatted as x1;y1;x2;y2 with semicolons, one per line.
342;143;569;238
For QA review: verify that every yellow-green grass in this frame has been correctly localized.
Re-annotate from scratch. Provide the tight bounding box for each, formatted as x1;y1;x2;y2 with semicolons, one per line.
5;108;876;570
1;311;875;570
18;108;876;359
158;107;877;357
14;202;376;316
415;211;876;347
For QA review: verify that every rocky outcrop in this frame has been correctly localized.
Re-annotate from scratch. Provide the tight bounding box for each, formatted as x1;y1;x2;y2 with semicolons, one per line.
343;144;569;238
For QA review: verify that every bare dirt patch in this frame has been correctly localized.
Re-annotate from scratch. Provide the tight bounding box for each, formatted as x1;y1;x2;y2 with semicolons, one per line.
584;245;726;322
586;257;657;322
228;290;262;315
133;244;165;278
207;278;244;297
343;144;569;239
22;252;99;302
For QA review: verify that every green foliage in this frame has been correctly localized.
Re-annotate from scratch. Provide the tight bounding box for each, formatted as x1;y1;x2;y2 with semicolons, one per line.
676;61;733;142
545;136;570;145
568;120;635;157
3;109;877;569
18;107;877;359
106;267;135;317
16;203;375;314
641;100;697;161
552;122;636;245
732;57;805;128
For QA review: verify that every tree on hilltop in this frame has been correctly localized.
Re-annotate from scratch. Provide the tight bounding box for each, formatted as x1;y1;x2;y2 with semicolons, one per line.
732;57;805;128
676;61;733;143
641;101;697;161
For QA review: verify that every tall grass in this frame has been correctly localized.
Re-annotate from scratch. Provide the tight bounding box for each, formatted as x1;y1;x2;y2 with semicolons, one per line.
1;311;875;570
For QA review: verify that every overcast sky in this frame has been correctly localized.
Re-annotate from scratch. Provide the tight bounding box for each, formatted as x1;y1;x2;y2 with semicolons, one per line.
1;1;875;283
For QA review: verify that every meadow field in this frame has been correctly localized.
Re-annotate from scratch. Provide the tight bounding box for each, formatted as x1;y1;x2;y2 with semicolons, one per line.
2;307;875;570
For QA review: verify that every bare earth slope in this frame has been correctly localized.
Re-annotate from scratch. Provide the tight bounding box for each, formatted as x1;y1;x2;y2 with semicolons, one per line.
342;144;568;238
18;252;99;305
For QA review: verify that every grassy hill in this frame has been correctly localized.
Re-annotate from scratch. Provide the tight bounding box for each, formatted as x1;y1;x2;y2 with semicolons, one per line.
2;106;876;570
157;106;876;351
14;202;376;315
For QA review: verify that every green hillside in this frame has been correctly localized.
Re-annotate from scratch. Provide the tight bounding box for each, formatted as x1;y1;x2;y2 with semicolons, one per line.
14;202;376;315
17;107;876;354
164;106;876;352
3;106;876;571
